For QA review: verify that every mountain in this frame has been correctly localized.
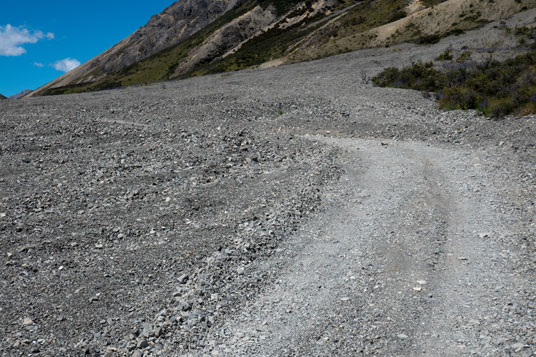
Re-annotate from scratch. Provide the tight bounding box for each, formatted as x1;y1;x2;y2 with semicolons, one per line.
29;0;243;96
0;94;6;100
10;89;33;99
30;0;536;96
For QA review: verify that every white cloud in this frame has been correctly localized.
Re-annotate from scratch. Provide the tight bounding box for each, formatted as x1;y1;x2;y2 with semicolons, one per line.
0;24;54;56
33;62;44;67
53;58;80;73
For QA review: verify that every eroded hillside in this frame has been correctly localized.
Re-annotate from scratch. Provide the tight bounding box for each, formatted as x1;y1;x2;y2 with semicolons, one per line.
31;0;536;96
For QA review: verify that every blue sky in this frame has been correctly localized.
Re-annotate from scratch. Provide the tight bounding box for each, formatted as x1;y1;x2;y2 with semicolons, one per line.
0;1;176;97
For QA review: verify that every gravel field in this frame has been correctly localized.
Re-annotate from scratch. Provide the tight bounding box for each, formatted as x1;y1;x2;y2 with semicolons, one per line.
1;32;535;356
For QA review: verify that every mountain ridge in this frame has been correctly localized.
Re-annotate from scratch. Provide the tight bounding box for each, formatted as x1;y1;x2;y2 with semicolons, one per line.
29;0;536;96
10;90;33;99
29;0;244;96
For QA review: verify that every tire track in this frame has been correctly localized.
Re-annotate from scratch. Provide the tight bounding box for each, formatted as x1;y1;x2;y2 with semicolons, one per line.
204;136;524;356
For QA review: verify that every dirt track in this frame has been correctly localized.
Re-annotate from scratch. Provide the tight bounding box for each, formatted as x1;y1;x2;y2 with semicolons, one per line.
205;136;534;356
1;21;535;356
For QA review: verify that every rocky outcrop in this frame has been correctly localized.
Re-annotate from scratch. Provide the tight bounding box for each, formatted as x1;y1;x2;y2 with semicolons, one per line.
29;0;339;96
100;0;244;74
171;5;277;77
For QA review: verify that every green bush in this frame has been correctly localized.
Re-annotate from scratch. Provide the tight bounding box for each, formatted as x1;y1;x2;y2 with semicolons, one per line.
414;34;442;44
372;50;536;117
389;11;407;23
372;62;447;91
439;87;479;110
456;51;472;63
436;49;453;61
421;0;447;6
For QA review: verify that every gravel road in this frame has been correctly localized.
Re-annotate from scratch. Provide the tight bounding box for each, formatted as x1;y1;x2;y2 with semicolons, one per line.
1;26;535;356
205;136;534;356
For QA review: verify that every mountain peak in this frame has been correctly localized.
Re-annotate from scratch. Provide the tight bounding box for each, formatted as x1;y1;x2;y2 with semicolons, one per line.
30;0;244;96
10;89;33;99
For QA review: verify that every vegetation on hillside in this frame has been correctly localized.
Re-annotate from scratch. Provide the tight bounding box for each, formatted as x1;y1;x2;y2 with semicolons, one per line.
260;0;303;15
40;0;536;97
421;0;448;6
42;0;332;95
310;0;410;50
37;0;468;96
187;11;329;76
372;50;536;117
42;1;259;95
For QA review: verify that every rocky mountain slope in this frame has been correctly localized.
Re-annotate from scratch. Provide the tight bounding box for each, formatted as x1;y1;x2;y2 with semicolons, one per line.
29;0;246;96
0;94;6;100
9;90;33;100
29;0;536;96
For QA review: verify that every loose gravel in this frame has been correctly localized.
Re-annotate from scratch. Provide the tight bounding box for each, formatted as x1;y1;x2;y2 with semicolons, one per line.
0;35;534;356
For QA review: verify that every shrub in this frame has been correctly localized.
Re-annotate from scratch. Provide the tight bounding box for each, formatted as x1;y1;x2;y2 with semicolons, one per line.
389;11;407;23
372;62;447;92
439;87;479;110
456;51;472;63
436;49;453;61
414;34;442;44
372;50;536;117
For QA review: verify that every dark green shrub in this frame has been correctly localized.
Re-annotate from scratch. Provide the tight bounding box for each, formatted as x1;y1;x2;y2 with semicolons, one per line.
372;62;447;91
414;34;442;44
445;28;465;36
389;11;407;23
372;50;536;117
456;51;472;63
422;0;447;6
439;87;479;110
436;49;453;61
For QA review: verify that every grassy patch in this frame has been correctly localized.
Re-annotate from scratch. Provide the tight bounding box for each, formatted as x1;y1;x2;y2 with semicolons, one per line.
372;62;448;92
410;28;466;45
511;25;536;46
456;51;472;63
373;51;536;117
